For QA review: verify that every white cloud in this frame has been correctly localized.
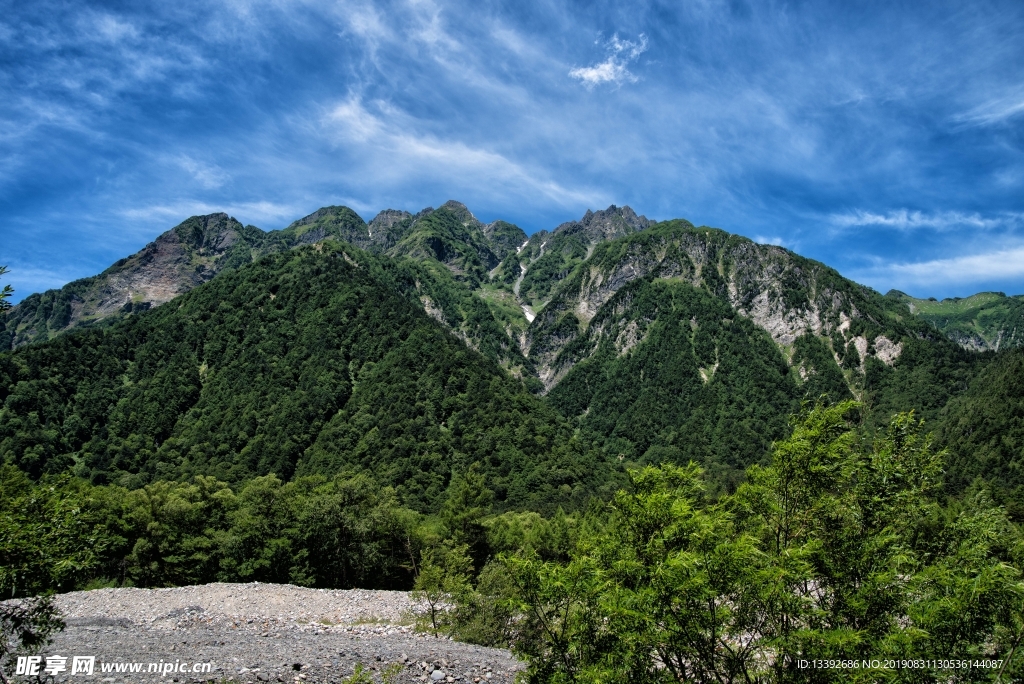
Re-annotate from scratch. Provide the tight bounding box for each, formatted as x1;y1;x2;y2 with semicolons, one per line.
853;245;1024;292
119;200;304;226
754;235;784;246
341;3;391;44
570;59;635;87
570;33;648;88
175;155;230;189
322;96;601;208
828;209;1021;231
90;13;140;43
954;89;1024;127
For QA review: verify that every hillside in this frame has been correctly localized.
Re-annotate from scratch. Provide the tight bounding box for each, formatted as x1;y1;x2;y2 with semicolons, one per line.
516;219;983;480
893;290;1024;351
0;242;613;511
1;202;529;355
0;200;1012;497
1;214;262;347
939;347;1024;497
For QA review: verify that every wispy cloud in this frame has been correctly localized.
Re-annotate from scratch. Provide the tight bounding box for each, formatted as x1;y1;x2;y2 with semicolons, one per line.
828;209;1022;231
119;200;305;226
3;0;1024;300
854;245;1024;292
175;155;230;189
323;96;601;208
569;33;648;88
953;89;1024;127
0;263;103;303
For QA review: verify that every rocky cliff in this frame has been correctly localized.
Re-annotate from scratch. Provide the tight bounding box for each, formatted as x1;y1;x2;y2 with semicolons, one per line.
1;214;260;347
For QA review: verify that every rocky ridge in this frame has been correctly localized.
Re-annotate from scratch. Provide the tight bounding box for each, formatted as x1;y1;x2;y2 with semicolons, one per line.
2;214;259;348
891;290;1024;352
3;200;973;404
2;202;525;350
524;220;913;390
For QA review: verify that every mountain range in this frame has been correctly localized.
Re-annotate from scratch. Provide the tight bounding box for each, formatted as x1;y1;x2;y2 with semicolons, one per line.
2;201;1021;511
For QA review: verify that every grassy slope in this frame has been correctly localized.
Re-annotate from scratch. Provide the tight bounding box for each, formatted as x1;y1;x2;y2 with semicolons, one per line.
894;291;1024;350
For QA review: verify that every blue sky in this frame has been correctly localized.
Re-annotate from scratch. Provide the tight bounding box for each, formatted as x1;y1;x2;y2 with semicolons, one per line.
2;0;1023;302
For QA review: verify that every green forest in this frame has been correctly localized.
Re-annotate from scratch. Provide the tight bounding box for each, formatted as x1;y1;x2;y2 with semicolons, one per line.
0;242;620;512
3;404;1023;681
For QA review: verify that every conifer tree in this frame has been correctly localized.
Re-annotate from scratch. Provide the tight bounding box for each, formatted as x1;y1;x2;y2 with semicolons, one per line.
0;266;12;313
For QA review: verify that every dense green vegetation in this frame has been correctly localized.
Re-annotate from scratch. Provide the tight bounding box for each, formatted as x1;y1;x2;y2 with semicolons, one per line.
1;203;532;351
894;290;1024;351
1;214;264;348
7;404;1020;680
0;465;417;594
511;207;652;306
547;278;799;489
390;206;500;290
2;208;1013;506
940;348;1024;507
0;242;614;511
525;220;990;490
516;230;592;305
482;220;528;261
0;461;580;599
430;405;1024;682
6;204;1024;681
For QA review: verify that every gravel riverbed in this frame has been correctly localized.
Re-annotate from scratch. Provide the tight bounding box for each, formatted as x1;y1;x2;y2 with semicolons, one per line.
16;584;524;684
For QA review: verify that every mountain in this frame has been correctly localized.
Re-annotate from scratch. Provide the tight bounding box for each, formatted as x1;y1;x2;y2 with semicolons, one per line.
493;205;651;312
1;214;261;347
0;200;1010;499
520;219;981;480
2;202;532;362
0;241;612;511
893;290;1024;351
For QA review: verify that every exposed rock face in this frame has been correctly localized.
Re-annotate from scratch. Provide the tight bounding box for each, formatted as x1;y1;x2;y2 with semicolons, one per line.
510;205;654;307
551;205;652;244
369;209;412;231
2;214;259;347
853;336;869;370
524;221;905;390
367;209;414;251
873;335;903;365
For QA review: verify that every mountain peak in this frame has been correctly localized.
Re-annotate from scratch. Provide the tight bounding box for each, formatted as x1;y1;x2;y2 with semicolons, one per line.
369;209;412;231
172;213;245;251
289;205;360;228
280;206;368;249
554;204;651;243
439;200;482;227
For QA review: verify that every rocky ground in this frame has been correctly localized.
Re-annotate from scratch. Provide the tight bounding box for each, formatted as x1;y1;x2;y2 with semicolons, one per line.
18;584;523;684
